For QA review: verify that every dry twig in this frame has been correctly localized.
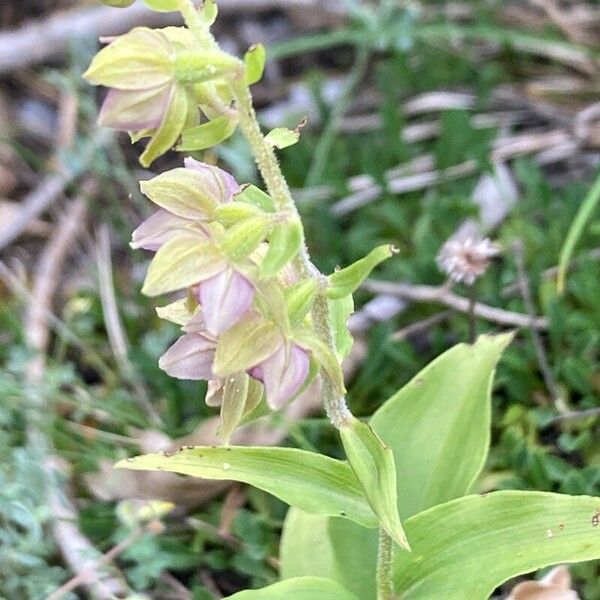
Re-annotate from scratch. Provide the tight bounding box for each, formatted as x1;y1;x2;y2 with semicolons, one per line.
512;240;565;413
364;279;548;330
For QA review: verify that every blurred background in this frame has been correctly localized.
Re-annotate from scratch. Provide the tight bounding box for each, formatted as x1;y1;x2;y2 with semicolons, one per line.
1;0;599;598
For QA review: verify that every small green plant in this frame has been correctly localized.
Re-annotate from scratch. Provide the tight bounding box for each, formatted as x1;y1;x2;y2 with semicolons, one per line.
84;1;600;597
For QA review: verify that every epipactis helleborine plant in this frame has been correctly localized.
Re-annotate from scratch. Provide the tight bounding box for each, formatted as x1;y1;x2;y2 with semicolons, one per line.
84;0;403;590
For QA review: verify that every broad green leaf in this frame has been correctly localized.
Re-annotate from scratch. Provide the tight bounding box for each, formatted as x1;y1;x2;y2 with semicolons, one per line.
260;220;303;278
225;577;359;600
178;116;237;151
140;167;219;219
372;332;513;519
327;245;397;299
244;43;267;85
140;86;188;167
292;328;345;393
142;236;224;296
116;446;377;528
264;127;300;149
143;0;178;11
328;294;354;360
340;418;410;550
281;510;377;600
220;216;269;262
395;491;600;599
213;316;281;376
280;335;512;598
235;184;276;212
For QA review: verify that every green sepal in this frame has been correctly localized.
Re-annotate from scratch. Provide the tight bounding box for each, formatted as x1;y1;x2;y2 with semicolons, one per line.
260;219;303;279
218;373;266;444
253;277;292;336
140;86;189;167
235;184;276;212
327;244;398;299
244;43;266;85
173;49;242;84
83;27;172;90
155;297;197;325
129;129;152;143
285;280;318;326
292;328;345;394
340;418;410;551
220;215;270;262
142;235;225;297
139;167;219;219
201;0;218;24
215;202;263;227
218;372;249;445
178;115;238;151
213;316;281;377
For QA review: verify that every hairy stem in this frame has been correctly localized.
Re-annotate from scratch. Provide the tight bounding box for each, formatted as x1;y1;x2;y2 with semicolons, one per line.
377;529;395;600
177;0;214;45
229;82;352;426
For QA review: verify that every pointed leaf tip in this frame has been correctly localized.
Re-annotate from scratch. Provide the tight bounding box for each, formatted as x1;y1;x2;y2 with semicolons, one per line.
327;244;397;299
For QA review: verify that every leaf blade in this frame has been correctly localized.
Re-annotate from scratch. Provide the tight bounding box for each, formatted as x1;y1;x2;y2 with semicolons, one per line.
117;446;377;528
225;577;360;599
395;491;600;599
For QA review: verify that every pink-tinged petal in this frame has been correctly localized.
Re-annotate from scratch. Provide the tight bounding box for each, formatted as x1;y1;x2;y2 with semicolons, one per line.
251;344;310;409
198;269;255;335
99;86;171;132
183;157;241;203
183;307;213;337
158;333;215;380
131;209;208;251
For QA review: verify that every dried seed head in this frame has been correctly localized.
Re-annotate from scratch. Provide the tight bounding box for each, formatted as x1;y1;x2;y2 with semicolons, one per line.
437;234;500;285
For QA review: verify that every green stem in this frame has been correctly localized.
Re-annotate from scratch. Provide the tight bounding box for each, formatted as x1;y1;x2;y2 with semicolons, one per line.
177;0;214;45
376;529;395;600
